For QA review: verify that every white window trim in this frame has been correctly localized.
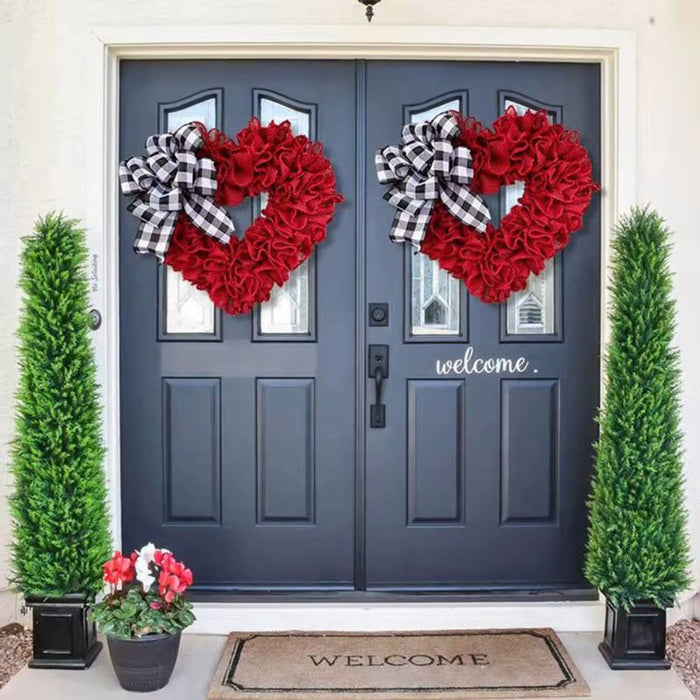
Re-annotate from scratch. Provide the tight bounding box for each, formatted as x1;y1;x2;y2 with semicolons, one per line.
82;24;636;633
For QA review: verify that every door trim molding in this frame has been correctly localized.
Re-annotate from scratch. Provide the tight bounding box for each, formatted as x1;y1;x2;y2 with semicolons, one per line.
84;25;635;606
354;60;368;591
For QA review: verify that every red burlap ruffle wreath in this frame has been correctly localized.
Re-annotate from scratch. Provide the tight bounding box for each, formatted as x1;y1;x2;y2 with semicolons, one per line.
420;108;599;303
166;119;342;315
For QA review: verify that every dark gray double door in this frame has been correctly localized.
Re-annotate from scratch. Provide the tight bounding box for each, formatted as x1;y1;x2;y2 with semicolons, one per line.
120;60;600;593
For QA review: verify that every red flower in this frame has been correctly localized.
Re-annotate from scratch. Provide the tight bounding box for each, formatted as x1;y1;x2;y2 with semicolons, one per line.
157;556;194;602
103;551;134;589
153;550;174;569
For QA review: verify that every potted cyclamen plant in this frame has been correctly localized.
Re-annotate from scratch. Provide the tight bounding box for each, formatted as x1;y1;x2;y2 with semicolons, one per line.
90;544;195;692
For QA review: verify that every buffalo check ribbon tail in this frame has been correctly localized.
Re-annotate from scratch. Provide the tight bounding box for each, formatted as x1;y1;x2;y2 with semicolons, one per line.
126;198;179;261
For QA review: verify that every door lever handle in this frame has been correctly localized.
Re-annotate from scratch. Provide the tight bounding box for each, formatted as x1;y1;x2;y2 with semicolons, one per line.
374;365;384;407
368;345;388;428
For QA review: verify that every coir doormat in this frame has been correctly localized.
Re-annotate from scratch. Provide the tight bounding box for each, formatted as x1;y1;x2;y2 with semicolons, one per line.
208;629;590;699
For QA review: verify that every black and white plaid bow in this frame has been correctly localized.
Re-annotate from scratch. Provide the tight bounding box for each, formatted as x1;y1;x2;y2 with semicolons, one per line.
119;122;235;261
375;111;491;248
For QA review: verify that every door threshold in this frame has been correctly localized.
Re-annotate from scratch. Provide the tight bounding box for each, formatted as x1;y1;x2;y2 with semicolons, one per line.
190;587;598;604
189;595;605;634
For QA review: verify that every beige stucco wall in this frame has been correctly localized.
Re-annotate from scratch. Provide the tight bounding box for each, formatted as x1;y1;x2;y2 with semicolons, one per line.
0;0;699;622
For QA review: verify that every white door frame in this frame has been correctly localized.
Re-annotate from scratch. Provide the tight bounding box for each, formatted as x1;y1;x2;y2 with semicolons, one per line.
83;24;635;633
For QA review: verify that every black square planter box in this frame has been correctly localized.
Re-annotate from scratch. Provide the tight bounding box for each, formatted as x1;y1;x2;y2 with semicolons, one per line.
26;594;102;670
599;597;670;670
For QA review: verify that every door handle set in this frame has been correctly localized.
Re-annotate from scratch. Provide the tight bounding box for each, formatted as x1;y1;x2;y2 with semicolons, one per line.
368;302;389;428
368;344;389;428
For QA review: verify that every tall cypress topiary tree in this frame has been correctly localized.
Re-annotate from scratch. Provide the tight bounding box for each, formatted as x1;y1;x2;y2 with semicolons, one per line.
11;214;111;597
586;207;691;610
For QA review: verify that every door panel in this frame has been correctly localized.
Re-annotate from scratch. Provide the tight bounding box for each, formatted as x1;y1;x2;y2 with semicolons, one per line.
364;61;601;590
162;377;222;525
120;61;357;589
406;380;465;525
500;378;559;525
256;378;315;524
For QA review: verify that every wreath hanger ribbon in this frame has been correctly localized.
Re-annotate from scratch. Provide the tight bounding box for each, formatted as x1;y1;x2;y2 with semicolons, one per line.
375;111;491;248
119;122;235;262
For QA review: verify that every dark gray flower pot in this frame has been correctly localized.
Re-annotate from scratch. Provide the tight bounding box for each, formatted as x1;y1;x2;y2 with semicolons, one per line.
26;594;101;670
107;631;182;692
599;597;670;670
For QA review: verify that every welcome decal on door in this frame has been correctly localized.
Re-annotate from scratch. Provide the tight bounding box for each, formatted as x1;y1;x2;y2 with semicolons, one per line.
435;347;532;376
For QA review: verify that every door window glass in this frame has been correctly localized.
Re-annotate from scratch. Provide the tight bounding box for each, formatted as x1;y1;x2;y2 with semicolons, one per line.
163;95;218;336
256;92;315;337
503;98;556;336
408;97;462;337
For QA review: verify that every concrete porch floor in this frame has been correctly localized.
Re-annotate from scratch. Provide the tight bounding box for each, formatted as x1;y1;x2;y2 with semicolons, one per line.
2;632;694;699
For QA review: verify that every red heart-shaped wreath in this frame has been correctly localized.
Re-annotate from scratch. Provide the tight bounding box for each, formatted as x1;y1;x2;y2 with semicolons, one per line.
165;119;342;315
420;109;599;303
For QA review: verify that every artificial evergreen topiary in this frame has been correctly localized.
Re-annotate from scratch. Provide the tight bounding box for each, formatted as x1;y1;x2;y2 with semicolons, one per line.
586;207;691;610
11;214;111;597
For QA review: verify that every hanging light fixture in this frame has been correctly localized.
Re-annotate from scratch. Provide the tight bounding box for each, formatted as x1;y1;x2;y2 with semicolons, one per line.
358;0;382;23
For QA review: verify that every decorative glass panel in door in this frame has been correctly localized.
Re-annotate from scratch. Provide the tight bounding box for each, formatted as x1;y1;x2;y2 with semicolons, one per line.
501;93;562;340
255;90;316;338
405;93;467;340
159;90;222;339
